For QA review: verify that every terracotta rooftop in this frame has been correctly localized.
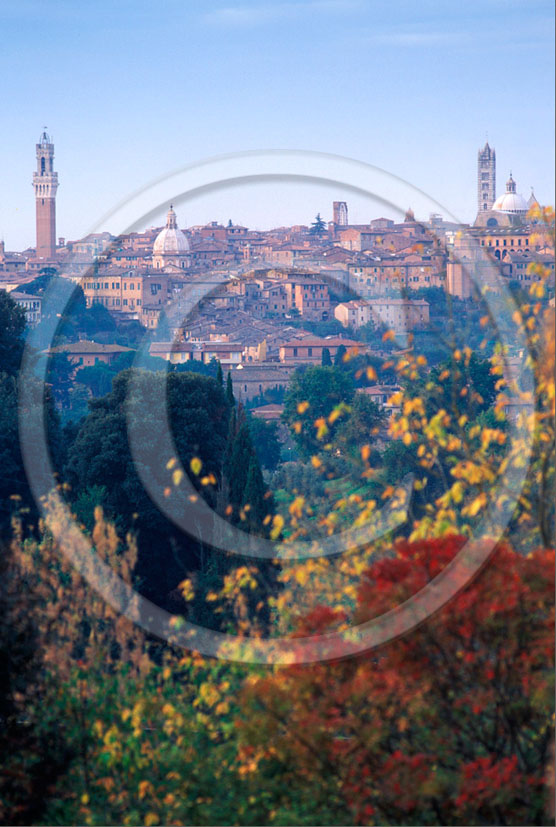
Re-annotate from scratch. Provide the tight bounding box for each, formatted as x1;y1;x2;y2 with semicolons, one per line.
47;341;133;354
280;337;366;348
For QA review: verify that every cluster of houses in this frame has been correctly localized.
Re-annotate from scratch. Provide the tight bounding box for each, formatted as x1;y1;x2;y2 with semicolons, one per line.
48;333;403;420
3;192;553;330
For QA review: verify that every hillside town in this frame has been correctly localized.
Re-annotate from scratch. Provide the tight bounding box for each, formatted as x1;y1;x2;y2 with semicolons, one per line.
1;133;554;414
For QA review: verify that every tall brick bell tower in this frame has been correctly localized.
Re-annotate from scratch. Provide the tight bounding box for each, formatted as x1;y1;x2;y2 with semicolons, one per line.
33;128;58;261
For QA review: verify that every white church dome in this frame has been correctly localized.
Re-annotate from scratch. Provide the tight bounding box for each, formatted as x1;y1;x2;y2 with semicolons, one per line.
153;205;190;254
492;174;528;214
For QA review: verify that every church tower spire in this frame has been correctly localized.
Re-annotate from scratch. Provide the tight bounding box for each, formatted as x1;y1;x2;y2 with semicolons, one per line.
477;141;496;213
33;128;59;260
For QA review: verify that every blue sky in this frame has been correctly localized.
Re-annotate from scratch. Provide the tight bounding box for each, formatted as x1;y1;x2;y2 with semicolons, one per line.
1;0;554;249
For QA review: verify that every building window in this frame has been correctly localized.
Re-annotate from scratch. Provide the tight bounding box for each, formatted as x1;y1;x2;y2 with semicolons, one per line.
293;347;298;356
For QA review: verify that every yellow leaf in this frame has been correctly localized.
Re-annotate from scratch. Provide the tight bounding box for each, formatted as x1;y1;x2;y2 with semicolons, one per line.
289;496;305;519
467;492;487;517
178;578;194;601
215;701;230;715
138;780;153;800
314;417;328;440
297;400;309;414
270;514;284;540
295;568;309;586
172;469;183;486
190;457;202;476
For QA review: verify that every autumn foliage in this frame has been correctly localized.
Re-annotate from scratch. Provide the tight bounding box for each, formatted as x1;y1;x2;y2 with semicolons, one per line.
239;537;555;825
0;210;554;825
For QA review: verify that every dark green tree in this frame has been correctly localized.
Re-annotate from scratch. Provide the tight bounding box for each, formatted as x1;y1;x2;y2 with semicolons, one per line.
226;371;235;406
65;369;230;614
226;421;254;511
0;373;63;535
283;366;354;456
321;346;332;366
216;361;223;387
243;453;269;532
0;536;72;825
17;269;57;297
47;352;75;409
79;303;116;339
336;393;385;454
247;415;281;472
334;344;347;367
0;291;26;376
309;213;327;235
174;359;216;378
73;362;114;398
406;352;497;420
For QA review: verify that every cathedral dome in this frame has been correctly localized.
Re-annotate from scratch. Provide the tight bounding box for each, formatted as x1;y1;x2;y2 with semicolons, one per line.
153;206;189;255
492;174;528;214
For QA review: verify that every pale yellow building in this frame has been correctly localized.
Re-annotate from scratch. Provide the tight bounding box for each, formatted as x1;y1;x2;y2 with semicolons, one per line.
335;298;429;333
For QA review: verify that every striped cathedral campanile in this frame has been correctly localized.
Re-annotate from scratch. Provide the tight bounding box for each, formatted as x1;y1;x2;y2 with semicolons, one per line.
477;141;496;213
33;129;59;260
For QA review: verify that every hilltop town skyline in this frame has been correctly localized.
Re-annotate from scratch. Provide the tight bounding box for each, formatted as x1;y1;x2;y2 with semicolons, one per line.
2;129;553;372
1;0;553;249
0;129;550;255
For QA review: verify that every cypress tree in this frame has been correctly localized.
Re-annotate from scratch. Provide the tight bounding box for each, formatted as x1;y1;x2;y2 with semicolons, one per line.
334;344;347;366
227;422;253;508
222;407;237;485
243;452;268;532
216;361;223;387
321;346;332;366
226;372;235;406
